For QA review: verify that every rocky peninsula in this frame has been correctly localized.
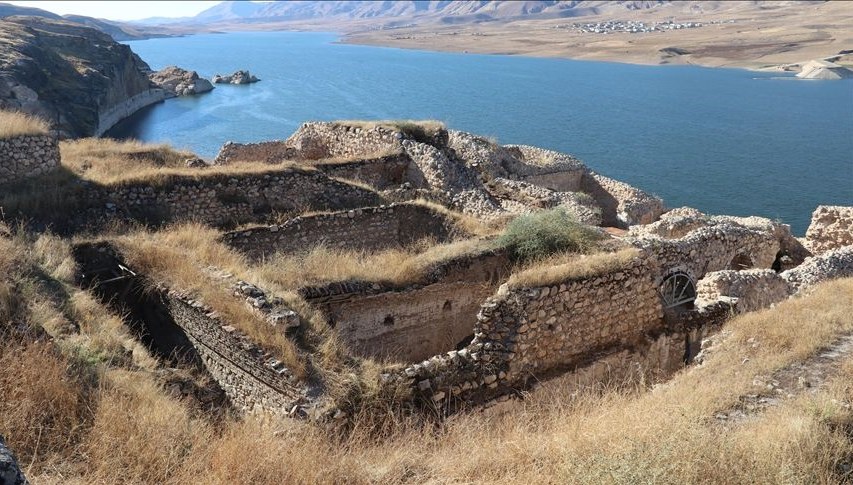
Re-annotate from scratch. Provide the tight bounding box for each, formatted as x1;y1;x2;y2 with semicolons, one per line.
0;16;167;138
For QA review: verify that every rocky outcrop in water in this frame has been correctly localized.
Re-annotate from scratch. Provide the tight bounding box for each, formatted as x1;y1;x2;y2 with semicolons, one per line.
0;16;167;138
150;66;214;97
212;70;260;85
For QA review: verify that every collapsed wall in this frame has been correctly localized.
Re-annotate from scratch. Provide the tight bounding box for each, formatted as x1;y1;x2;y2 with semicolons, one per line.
214;122;406;165
805;205;853;254
211;121;665;228
301;249;511;363
0;134;59;185
581;172;666;227
222;202;463;261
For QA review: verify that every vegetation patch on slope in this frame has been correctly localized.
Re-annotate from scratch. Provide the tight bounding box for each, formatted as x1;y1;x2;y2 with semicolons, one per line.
0;110;49;138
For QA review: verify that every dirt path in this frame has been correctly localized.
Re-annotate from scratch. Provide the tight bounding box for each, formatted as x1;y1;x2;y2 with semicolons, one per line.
714;334;853;424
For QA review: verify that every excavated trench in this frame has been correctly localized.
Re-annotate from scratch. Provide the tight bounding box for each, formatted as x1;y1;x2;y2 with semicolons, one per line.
73;243;199;365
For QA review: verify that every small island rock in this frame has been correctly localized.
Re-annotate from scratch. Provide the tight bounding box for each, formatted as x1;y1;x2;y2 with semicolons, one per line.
212;70;260;85
149;66;214;97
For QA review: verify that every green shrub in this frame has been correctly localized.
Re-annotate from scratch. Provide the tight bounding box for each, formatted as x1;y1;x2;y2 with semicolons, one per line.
496;206;603;262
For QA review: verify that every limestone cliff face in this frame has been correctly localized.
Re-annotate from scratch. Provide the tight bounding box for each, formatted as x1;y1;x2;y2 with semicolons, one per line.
0;16;167;138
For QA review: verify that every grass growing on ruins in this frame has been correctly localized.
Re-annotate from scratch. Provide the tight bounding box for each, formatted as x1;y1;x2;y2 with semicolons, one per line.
507;247;640;289
6;257;852;483
0;109;49;138
332;119;446;143
496;206;604;262
60;138;318;185
255;237;497;290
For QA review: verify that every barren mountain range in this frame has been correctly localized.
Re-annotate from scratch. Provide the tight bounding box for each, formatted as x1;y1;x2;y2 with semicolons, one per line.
2;1;851;70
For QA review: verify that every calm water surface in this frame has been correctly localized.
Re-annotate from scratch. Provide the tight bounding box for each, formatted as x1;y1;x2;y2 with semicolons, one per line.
114;32;853;234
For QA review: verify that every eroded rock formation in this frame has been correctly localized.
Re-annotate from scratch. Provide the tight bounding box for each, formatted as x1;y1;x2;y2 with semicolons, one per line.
149;66;214;97
212;70;260;84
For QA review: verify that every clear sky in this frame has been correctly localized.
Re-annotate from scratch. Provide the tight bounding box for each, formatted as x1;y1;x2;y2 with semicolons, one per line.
5;1;224;21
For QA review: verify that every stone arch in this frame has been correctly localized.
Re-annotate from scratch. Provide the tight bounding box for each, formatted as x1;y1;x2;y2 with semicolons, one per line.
659;271;697;310
728;252;754;271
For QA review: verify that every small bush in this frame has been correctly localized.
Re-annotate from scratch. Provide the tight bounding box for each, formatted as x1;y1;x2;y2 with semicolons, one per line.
496;206;603;262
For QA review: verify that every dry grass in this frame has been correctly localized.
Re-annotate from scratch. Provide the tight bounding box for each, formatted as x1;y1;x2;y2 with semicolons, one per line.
0;110;49;138
107;224;311;379
256;236;496;290
60;137;316;186
13;277;852;484
332;119;446;143
507;247;639;289
410;198;504;238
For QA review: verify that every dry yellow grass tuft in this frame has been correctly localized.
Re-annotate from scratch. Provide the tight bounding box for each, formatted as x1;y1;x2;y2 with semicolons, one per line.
506;247;639;289
60;137;316;186
0;110;49;138
332;119;446;143
256;236;496;290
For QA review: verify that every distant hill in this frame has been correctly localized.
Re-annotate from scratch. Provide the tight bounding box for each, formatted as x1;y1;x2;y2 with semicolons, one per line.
158;0;818;26
0;2;176;40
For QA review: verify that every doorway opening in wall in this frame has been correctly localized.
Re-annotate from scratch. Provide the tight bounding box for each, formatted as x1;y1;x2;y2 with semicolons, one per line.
659;272;697;311
728;253;754;271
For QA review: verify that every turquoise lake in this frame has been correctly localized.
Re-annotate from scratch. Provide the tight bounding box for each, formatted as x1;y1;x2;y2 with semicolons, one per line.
115;31;853;234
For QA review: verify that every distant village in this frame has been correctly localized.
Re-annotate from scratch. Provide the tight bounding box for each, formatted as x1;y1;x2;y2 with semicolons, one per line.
555;18;736;35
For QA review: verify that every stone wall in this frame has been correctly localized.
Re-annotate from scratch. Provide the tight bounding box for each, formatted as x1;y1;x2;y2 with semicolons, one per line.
314;152;411;190
696;269;791;313
805;205;853;254
630;223;780;286
581;172;665;227
164;291;304;416
497;257;661;382
87;168;383;230
222;203;461;261
214;122;404;165
0;134;59;185
782;245;853;292
303;250;511;363
392;254;728;407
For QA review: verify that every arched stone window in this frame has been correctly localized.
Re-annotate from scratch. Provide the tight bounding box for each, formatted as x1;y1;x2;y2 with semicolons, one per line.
728;253;754;271
660;272;697;310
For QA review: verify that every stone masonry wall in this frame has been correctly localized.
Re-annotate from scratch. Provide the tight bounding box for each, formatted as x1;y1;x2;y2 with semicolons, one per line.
91;169;383;230
805;205;853;254
696;269;792;313
214;122;404;165
222;203;460;261
314;152;411;190
630;223;780;286
165;291;304;416
496;258;661;381
392;255;675;406
581;172;665;227
0;134;59;185
304;251;511;363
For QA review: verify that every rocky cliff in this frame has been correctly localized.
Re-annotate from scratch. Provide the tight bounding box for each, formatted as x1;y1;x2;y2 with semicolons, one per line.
0;16;167;138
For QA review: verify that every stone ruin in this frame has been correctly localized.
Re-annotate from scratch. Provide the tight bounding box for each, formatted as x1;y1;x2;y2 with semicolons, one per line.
9;120;849;419
0;133;59;186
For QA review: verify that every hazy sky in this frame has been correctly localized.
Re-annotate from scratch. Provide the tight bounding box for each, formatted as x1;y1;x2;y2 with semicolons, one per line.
5;1;224;21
